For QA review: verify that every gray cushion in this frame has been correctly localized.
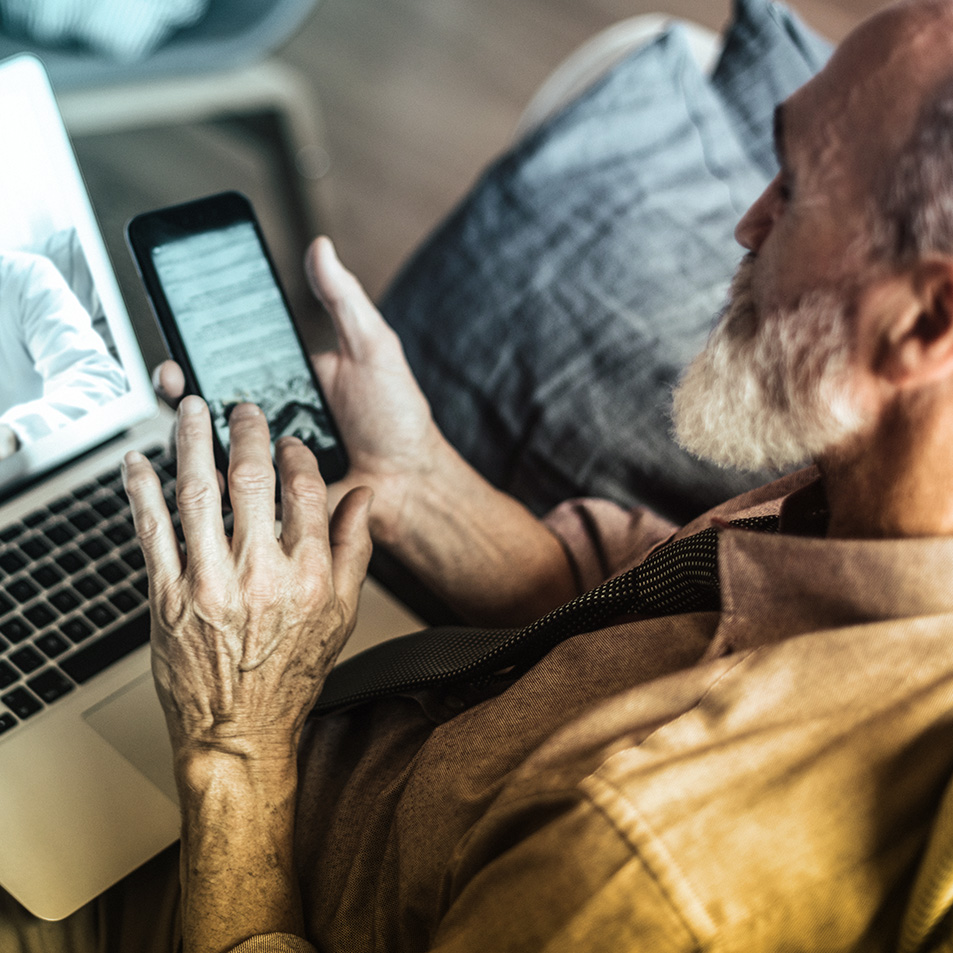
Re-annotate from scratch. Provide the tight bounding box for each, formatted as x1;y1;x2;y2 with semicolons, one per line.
713;0;832;177
381;1;829;525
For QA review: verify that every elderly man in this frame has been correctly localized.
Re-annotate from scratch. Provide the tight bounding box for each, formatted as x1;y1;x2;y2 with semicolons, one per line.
6;0;953;950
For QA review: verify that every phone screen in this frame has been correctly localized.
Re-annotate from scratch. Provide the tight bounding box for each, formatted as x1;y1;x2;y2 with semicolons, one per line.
149;221;337;461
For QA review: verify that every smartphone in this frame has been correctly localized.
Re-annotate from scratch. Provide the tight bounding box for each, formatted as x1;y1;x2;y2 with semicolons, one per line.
126;191;348;485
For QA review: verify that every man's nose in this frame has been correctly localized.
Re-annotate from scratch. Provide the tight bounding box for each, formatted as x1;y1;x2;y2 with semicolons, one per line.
735;174;784;252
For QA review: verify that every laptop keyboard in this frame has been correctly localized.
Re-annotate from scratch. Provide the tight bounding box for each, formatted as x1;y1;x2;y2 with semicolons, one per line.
0;445;178;737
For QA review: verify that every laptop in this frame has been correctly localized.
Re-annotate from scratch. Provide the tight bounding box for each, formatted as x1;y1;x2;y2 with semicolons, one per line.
0;53;421;921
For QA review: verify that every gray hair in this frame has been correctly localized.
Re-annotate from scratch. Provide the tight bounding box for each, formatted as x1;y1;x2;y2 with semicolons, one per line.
871;76;953;263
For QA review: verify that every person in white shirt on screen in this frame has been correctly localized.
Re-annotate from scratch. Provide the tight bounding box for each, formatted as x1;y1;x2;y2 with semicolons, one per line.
0;249;128;460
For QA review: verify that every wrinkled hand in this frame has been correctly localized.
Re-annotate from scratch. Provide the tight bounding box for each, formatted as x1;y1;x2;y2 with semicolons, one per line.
122;396;373;760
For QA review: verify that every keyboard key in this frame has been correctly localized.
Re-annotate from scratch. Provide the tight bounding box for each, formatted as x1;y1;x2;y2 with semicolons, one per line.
133;576;150;598
0;550;26;574
0;712;17;735
0;618;32;644
8;578;38;604
49;495;73;514
104;522;135;545
79;536;109;561
0;592;13;616
2;687;42;719
27;669;73;704
0;661;19;689
45;522;75;546
74;482;98;499
31;563;63;589
92;496;122;518
68;509;98;533
10;645;44;675
21;535;51;560
35;632;70;658
0;635;8;653
60;611;149;684
120;546;145;570
75;575;106;599
55;550;87;574
99;562;127;585
84;602;117;630
0;524;24;544
109;589;143;615
49;588;81;614
24;603;57;629
62;617;93;644
23;511;47;528
156;464;178;483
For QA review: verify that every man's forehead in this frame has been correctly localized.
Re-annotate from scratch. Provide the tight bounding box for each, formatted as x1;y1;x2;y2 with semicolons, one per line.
775;8;930;181
802;0;953;140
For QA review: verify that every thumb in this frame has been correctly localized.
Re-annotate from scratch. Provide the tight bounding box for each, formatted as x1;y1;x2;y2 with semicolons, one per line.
329;485;374;616
305;237;382;359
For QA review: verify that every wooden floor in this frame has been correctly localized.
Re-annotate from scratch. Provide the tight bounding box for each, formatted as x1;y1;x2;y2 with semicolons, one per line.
72;0;893;368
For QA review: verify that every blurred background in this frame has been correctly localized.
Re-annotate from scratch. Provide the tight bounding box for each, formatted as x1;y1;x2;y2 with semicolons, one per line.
2;0;891;372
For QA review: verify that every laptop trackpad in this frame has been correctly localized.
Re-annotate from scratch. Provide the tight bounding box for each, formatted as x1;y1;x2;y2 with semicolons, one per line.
84;672;178;804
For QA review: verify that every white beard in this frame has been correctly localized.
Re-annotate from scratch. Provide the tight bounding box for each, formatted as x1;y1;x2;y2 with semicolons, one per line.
671;255;870;472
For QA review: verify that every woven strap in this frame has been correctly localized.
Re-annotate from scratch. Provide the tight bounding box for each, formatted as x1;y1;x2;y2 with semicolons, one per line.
313;515;779;715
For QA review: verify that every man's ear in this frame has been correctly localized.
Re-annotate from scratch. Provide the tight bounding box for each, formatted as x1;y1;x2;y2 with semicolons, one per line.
873;259;953;389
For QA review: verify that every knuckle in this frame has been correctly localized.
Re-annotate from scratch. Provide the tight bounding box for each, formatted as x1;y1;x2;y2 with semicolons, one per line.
240;566;281;609
228;459;274;496
176;476;219;510
281;468;325;506
134;512;166;545
191;571;229;616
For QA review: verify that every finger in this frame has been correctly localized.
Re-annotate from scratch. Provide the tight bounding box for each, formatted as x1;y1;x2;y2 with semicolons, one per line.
328;486;374;617
275;436;327;552
304;237;385;360
122;450;183;589
226;403;277;549
152;360;185;407
175;396;229;566
165;416;227;499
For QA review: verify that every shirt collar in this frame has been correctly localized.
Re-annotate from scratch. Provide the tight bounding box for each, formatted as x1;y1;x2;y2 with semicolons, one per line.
712;480;953;653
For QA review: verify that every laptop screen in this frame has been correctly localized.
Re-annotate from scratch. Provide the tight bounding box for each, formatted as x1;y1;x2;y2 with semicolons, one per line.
0;54;156;502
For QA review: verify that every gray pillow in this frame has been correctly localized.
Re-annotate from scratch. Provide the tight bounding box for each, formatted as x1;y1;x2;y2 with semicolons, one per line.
381;2;827;525
713;0;832;178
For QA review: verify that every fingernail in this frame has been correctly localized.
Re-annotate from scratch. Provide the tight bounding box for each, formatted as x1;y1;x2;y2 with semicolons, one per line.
228;403;260;421
179;395;204;416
